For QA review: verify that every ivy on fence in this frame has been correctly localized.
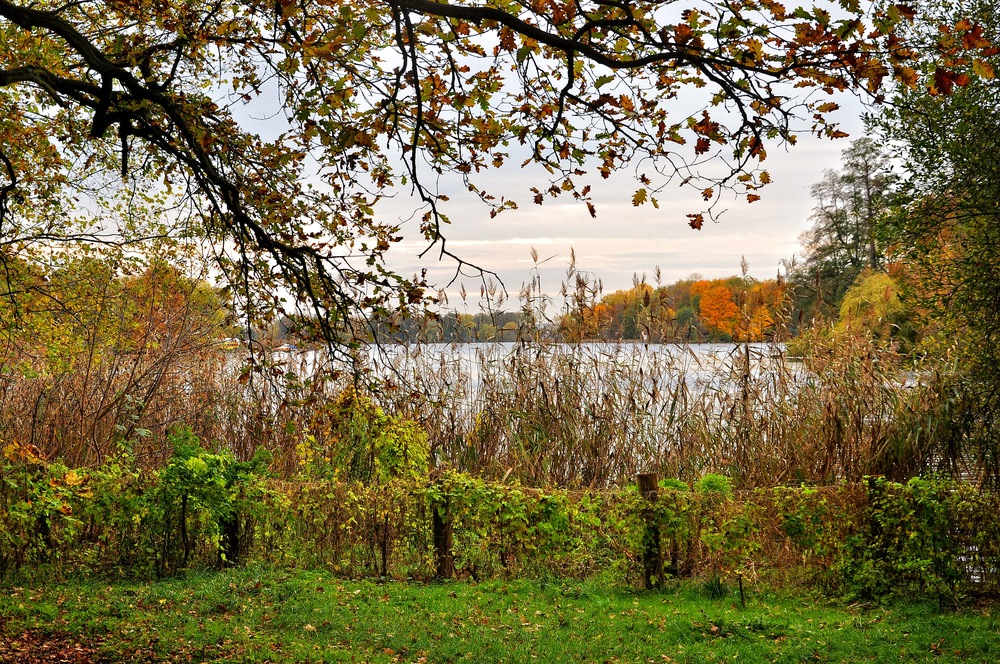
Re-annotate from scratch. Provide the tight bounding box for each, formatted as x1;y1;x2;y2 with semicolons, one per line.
3;437;1000;603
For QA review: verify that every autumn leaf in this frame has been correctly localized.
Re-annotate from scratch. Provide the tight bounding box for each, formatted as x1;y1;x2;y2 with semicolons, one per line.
691;111;719;136
892;4;918;22
674;24;695;45
498;26;517;51
973;60;996;79
933;67;957;95
962;24;991;50
687;213;705;230
632;188;648;206
894;65;919;88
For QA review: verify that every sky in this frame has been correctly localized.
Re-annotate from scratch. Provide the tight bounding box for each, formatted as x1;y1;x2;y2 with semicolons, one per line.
225;44;871;315
383;95;869;312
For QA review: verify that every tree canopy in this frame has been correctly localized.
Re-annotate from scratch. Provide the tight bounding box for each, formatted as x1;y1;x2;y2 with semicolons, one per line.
790;137;895;324
871;0;1000;482
0;0;994;356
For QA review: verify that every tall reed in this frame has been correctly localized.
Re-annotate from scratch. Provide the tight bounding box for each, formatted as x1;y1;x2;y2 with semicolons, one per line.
0;253;978;488
377;334;952;488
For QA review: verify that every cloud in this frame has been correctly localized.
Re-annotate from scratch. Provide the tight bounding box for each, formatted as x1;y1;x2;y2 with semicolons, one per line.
382;101;866;307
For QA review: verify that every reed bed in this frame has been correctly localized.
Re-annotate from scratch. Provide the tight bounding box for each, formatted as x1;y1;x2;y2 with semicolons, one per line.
377;334;957;488
0;315;971;488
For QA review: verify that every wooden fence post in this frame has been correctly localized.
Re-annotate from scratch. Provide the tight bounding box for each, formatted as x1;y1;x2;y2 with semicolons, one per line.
638;472;662;589
432;494;454;579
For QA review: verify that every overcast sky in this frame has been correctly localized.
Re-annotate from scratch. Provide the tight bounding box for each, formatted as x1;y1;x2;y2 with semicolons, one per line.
381;95;869;312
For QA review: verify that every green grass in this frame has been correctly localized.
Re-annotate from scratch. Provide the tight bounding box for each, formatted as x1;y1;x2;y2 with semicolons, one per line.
1;568;998;662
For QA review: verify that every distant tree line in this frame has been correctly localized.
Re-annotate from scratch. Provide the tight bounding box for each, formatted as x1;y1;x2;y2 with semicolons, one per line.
372;272;789;344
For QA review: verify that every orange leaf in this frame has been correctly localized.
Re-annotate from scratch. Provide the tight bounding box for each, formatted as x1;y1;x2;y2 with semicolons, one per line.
674;24;694;44
691;111;718;136
962;24;991;50
498;26;517;51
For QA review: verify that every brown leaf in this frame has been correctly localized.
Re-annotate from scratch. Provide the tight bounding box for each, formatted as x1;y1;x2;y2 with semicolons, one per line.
933;67;956;95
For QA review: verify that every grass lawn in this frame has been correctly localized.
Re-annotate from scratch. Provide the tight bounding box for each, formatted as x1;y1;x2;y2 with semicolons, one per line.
1;568;997;662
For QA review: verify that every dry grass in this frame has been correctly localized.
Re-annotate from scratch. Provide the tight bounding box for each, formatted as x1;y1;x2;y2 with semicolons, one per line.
0;262;969;487
377;333;951;488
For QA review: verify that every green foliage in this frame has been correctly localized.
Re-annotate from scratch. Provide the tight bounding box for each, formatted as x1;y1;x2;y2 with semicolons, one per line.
0;428;277;578
659;477;690;491
840;476;1000;605
694;473;734;496
297;388;429;484
835;270;913;345
0;443;84;575
6;430;1000;605
375;419;430;484
871;0;1000;487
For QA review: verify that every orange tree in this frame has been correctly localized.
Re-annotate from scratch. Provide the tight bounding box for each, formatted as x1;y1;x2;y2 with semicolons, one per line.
735;278;788;341
0;0;995;355
691;279;739;339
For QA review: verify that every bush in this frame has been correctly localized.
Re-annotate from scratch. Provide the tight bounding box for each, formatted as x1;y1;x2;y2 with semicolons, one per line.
838;476;1000;605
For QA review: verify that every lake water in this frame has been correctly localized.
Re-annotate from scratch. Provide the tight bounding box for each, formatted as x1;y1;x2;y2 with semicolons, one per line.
269;341;793;388
361;341;800;417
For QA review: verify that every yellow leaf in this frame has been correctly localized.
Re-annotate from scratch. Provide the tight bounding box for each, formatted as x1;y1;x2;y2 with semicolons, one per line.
973;60;995;79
